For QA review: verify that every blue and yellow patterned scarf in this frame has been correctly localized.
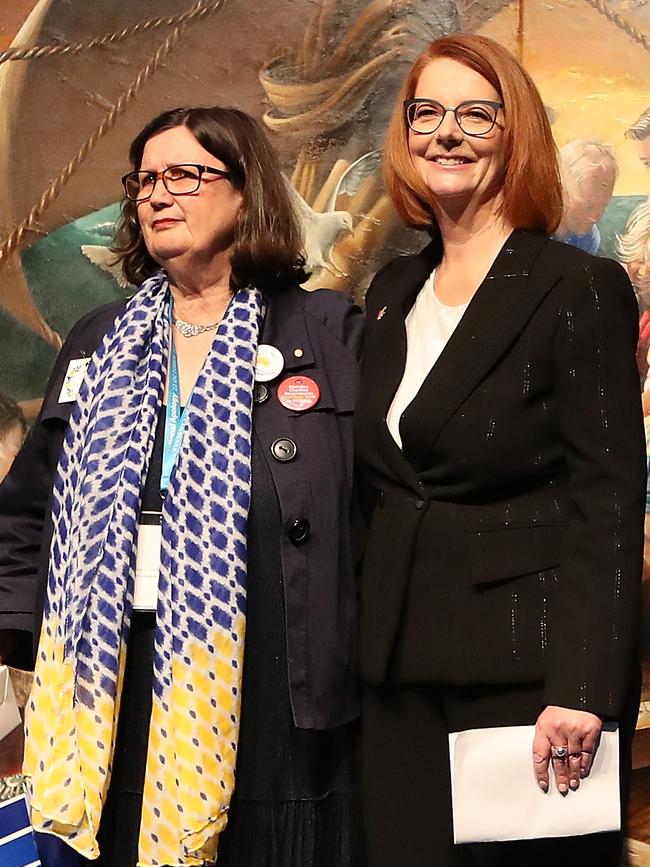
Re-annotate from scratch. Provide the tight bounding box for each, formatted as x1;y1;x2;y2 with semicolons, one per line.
24;271;263;866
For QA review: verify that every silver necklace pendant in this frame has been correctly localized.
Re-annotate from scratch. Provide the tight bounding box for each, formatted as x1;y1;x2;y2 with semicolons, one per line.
172;316;220;338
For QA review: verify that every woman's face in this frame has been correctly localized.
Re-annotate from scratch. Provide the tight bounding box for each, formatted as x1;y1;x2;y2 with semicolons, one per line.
0;422;24;484
407;58;506;213
136;125;243;272
627;257;650;297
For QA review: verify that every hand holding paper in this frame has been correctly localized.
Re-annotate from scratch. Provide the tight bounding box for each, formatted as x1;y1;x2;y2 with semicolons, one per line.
448;724;620;843
532;705;602;794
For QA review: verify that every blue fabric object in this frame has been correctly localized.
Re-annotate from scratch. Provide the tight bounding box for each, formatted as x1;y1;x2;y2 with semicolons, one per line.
562;225;600;254
0;796;40;866
0;796;31;835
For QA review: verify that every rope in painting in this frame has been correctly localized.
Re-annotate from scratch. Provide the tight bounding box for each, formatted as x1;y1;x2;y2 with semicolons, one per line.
0;0;228;265
585;0;650;53
1;0;647;68
0;0;647;271
0;0;227;64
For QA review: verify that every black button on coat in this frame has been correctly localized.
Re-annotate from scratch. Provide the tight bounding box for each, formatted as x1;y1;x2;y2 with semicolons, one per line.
288;518;310;545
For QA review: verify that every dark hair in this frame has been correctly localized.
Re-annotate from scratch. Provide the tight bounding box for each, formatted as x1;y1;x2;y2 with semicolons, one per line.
112;106;307;292
0;393;27;438
384;34;563;235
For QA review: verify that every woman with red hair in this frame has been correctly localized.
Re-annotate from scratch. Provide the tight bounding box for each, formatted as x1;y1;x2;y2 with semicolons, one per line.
355;33;645;866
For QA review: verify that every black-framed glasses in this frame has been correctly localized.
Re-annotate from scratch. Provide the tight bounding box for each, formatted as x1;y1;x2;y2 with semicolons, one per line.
121;163;231;202
404;99;503;137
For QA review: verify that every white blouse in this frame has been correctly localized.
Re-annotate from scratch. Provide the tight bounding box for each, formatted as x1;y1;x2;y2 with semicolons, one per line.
386;270;469;449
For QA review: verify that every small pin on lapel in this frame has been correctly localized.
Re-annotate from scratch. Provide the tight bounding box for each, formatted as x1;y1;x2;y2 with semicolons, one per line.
377;306;387;321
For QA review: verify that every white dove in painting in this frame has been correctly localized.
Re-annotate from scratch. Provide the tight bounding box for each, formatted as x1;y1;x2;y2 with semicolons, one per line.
285;179;353;278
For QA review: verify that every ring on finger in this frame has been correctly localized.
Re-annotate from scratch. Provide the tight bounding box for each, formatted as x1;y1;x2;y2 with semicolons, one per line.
551;745;568;759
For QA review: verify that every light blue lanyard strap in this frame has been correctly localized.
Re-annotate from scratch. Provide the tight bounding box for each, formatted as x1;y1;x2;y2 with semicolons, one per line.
161;296;193;492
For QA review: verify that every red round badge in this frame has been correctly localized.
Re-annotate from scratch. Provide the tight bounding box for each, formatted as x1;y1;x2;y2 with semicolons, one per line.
277;376;320;411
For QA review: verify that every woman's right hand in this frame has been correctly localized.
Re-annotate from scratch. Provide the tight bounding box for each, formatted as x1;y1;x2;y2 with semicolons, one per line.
532;705;602;794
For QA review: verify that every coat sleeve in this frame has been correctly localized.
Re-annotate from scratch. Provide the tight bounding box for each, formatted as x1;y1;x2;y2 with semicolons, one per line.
543;255;646;718
0;403;66;664
0;421;58;662
0;301;123;662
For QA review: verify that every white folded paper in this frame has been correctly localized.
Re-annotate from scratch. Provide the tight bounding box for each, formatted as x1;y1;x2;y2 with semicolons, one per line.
448;724;620;843
0;666;21;741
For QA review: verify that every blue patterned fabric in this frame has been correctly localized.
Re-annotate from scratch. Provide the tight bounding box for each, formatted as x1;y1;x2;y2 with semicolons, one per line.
24;272;264;865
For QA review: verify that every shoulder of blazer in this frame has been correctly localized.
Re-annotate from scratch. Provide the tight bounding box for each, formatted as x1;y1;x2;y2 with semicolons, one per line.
535;239;638;324
536;236;626;283
301;287;364;361
39;297;128;423
265;284;364;367
63;297;129;356
364;238;442;316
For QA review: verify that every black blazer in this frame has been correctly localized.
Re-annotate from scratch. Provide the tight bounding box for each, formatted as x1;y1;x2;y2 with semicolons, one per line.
355;228;646;719
0;284;363;729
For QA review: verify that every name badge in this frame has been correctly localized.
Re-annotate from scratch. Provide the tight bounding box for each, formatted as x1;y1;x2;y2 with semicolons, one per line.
134;519;161;611
58;357;91;403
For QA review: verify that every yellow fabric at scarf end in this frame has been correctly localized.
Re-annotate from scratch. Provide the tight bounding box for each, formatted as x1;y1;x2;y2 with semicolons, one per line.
24;621;128;861
137;616;245;866
135;809;227;867
181;806;230;861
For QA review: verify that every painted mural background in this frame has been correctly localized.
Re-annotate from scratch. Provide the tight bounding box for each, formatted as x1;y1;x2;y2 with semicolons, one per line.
0;0;648;400
1;0;650;855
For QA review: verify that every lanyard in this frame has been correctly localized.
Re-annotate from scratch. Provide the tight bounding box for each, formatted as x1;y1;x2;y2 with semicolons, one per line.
161;296;195;492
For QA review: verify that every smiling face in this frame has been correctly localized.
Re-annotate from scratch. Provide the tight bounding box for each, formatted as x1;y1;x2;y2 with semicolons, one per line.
136;125;242;275
407;57;506;218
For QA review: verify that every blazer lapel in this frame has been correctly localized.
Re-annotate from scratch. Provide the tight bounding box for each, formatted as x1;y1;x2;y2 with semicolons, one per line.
369;241;441;409
362;240;442;491
400;229;551;469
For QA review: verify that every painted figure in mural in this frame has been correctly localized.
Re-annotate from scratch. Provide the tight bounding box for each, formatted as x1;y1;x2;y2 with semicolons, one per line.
618;199;650;316
0;393;26;485
354;33;645;867
627;107;650;173
617;199;650;383
0;106;364;867
556;139;618;254
617;200;650;584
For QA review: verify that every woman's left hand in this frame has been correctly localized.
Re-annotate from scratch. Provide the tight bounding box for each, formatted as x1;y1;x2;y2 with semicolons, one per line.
532;705;602;794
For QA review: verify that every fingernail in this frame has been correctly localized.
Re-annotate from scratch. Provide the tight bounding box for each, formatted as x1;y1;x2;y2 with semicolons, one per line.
559;784;568;795
570;780;579;790
580;769;587;778
538;780;548;792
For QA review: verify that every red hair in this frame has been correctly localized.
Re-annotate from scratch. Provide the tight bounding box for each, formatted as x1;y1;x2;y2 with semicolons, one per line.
384;34;563;234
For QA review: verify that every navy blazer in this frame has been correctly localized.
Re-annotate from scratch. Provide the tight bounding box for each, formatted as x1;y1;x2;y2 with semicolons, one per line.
0;284;363;729
355;228;646;719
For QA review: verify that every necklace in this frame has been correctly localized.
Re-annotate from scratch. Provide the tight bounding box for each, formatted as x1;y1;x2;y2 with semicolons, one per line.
172;315;221;338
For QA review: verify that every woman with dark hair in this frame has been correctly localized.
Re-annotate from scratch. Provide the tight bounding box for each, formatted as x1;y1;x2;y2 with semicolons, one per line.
0;106;363;867
355;34;645;866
